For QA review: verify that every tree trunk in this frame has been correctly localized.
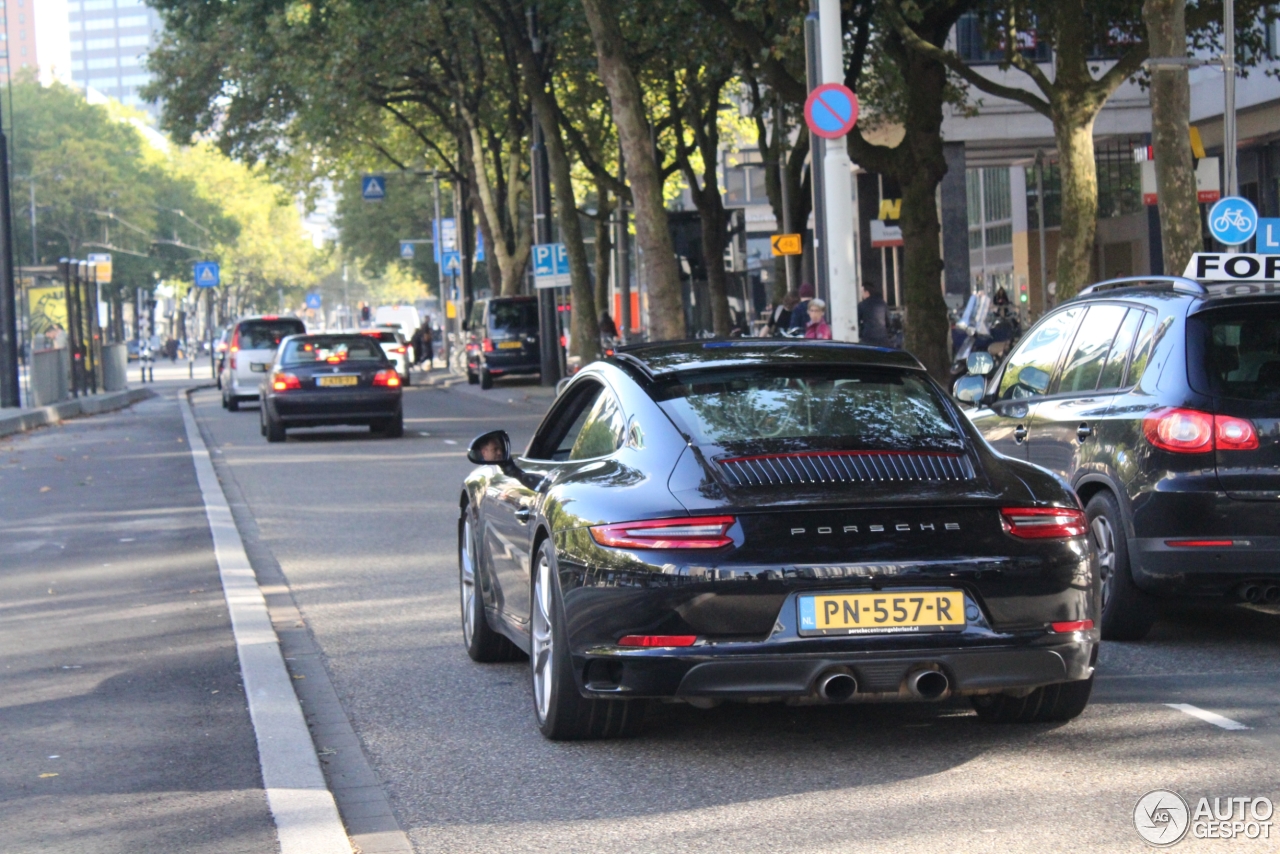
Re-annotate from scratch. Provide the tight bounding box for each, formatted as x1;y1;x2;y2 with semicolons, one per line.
1053;114;1100;300
699;198;732;336
464;122;528;296
594;183;613;322
1144;0;1201;276
581;0;685;341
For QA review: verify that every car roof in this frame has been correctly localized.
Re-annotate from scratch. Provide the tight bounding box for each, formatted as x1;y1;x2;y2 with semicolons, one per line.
609;340;924;378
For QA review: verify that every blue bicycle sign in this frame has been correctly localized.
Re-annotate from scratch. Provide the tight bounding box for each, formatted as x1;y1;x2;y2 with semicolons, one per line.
1208;196;1259;246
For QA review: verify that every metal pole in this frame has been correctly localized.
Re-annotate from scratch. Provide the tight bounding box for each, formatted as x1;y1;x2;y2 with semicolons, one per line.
433;174;446;370
0;101;19;407
1223;0;1237;198
29;180;37;266
803;3;828;302
530;5;561;385
1036;152;1049;314
207;288;215;379
618;161;632;344
777;96;796;295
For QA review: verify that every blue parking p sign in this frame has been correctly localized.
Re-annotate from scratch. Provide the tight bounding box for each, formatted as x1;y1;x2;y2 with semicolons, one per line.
194;261;220;288
533;243;570;288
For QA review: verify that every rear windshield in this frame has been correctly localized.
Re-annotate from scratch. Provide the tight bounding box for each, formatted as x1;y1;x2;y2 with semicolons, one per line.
1194;305;1280;400
651;367;964;451
490;300;538;331
280;337;385;364
239;319;305;350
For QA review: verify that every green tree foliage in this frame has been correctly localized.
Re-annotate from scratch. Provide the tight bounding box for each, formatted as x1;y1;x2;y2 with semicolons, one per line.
333;173;442;292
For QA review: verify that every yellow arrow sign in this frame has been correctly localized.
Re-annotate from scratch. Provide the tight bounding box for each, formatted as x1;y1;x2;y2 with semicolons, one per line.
771;233;802;256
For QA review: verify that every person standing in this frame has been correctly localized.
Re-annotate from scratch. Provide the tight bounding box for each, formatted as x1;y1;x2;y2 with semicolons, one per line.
419;320;434;368
790;282;814;331
858;283;893;347
769;291;798;336
804;298;832;339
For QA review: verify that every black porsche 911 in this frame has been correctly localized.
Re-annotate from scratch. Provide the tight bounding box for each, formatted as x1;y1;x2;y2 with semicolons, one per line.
458;341;1099;740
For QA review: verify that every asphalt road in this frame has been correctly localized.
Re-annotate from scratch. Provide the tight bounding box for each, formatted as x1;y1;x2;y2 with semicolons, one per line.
185;371;1280;853
0;386;277;854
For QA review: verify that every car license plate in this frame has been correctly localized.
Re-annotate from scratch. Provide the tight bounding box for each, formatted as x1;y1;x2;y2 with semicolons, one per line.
797;591;965;636
317;375;358;387
498;341;522;349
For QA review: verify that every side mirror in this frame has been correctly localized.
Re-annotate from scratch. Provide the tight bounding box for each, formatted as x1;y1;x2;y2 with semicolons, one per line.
1020;366;1051;395
954;375;987;405
966;351;994;376
467;429;512;465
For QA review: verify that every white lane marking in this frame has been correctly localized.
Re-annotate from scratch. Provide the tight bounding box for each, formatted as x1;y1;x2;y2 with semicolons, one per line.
1166;703;1251;731
180;395;352;854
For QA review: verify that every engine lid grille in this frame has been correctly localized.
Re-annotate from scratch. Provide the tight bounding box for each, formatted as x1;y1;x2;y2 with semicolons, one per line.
717;451;975;487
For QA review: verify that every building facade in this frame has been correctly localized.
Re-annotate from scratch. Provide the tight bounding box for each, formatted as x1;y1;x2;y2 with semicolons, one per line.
68;0;162;117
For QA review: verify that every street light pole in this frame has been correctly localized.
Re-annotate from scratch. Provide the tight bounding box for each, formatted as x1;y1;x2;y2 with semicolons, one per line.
0;95;19;408
1223;0;1238;198
803;2;828;301
529;5;561;386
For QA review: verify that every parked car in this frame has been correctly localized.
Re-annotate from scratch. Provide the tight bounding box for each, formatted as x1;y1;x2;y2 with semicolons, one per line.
220;315;308;410
374;305;421;361
955;254;1280;641
356;328;411;385
459;340;1099;739
465;296;540;389
258;333;403;442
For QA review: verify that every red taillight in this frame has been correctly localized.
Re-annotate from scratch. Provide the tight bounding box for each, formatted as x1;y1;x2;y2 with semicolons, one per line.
590;516;736;549
230;355;237;370
1051;620;1094;633
1215;415;1259;450
271;372;301;391
1000;507;1088;539
560;335;567;347
482;338;494;353
617;635;698;647
1166;539;1236;548
262;315;278;321
373;369;401;387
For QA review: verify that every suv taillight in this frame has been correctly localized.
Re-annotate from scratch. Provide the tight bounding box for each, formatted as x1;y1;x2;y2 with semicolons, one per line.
482;338;494;352
1000;507;1087;539
1143;408;1258;453
590;516;736;549
229;327;240;353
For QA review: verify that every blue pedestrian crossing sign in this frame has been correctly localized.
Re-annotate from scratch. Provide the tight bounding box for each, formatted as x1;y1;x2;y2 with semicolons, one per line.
194;261;220;288
442;251;461;274
1208;196;1258;246
361;175;386;202
400;241;415;260
304;292;323;310
533;243;570;288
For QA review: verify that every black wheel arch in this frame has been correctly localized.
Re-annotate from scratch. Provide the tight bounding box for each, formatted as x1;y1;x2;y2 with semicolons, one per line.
1073;470;1134;540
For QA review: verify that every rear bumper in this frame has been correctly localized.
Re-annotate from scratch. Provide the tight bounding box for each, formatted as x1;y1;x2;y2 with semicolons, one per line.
573;636;1094;701
266;390;400;425
1130;535;1280;595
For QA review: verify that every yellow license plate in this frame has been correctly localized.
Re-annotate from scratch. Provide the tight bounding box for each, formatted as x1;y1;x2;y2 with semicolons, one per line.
498;341;523;349
798;591;966;636
317;375;358;387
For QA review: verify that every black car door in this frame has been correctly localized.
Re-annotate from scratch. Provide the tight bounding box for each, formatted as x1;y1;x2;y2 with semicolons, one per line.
484;380;612;627
969;307;1084;460
1026;303;1132;479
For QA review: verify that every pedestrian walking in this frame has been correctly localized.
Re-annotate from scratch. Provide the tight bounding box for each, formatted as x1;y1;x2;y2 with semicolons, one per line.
804;298;832;340
858;283;893;347
768;292;798;336
790;283;814;331
417;320;434;368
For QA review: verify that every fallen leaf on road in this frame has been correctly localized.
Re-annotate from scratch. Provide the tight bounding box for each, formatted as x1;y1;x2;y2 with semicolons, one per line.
39;773;58;779
39;486;51;493
292;674;305;680
54;456;66;462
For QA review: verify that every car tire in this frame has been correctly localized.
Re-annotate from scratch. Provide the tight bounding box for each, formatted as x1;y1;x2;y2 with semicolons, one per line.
384;413;404;438
227;395;240;412
480;370;494;390
458;509;522;663
531;541;645;740
265;413;286;443
402;371;411;387
259;405;267;437
467;369;479;385
971;676;1094;723
1086;491;1155;641
221;391;229;409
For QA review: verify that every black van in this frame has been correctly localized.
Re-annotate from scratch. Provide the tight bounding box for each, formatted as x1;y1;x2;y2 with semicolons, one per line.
466;297;541;389
955;256;1280;641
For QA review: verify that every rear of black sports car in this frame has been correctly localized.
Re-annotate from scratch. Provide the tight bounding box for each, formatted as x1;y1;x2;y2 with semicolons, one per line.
555;345;1099;717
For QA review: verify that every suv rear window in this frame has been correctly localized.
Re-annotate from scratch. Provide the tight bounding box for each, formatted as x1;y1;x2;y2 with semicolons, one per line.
281;336;385;364
239;319;305;350
1194;305;1280;400
651;367;963;451
490;300;538;331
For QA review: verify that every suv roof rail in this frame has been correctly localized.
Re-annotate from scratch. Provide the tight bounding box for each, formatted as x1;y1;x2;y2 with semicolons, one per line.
1077;275;1207;297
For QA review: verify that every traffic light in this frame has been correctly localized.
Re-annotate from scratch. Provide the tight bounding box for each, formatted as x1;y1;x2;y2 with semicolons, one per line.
1018;277;1029;304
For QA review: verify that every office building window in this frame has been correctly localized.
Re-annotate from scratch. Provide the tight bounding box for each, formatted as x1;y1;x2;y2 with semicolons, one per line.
118;34;149;47
118;15;148;26
82;0;115;9
87;56;118;69
84;19;114;30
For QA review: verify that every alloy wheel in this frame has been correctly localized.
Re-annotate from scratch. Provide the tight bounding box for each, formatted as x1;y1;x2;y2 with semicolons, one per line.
460;518;477;647
531;552;554;724
1091;514;1117;613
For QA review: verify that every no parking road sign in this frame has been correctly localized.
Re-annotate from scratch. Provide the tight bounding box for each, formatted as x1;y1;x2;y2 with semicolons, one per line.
194;261;220;288
804;83;859;140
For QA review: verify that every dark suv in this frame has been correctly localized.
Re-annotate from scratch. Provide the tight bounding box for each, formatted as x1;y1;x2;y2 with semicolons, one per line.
956;260;1280;640
466;296;540;389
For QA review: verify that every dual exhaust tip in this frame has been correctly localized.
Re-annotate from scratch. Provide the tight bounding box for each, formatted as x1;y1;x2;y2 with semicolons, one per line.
1237;582;1280;604
816;667;950;702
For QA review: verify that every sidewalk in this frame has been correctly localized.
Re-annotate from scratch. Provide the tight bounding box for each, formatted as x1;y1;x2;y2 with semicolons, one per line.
0;388;280;853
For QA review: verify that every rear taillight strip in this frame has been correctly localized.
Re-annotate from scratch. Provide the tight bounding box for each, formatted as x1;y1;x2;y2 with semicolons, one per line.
1000;506;1088;539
